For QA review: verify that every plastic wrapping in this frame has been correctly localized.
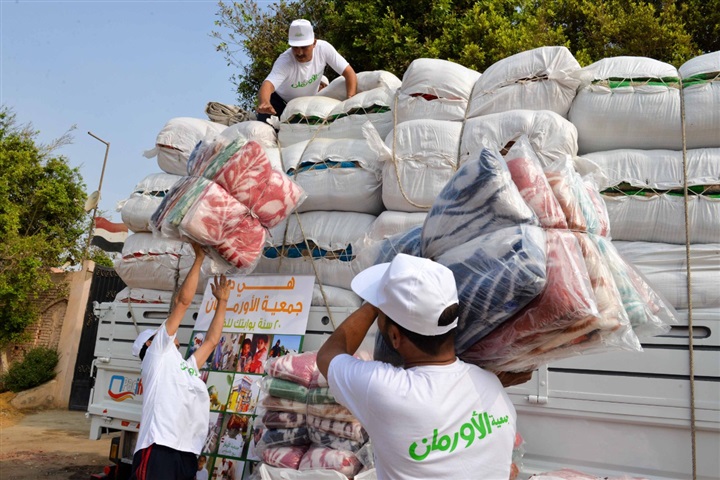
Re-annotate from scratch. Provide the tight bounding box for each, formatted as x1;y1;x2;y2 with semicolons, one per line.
308;428;365;453
544;157;588;231
461;229;599;366
592;235;676;337
262;444;310;469
486;232;642;372
263;411;307;430
307;415;368;443
582;175;611;237
260;377;309;403
266;351;318;388
307;404;356;423
504;135;568;229
298;445;363;478
306;387;337;405
436;225;548;354
422;147;538;259
261;395;308;415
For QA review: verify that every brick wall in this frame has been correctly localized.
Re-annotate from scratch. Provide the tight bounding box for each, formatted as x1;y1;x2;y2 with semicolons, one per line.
7;271;70;365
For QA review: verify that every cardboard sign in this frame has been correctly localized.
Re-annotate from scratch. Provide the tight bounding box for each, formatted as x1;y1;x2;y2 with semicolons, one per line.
195;275;314;335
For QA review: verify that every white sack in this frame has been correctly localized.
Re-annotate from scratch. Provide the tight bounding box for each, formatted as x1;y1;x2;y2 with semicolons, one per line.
286;138;383;214
366;211;427;241
582;148;720;189
568;56;682;153
218;120;279;150
680;51;720;149
396;58;481;122
143;117;227;175
603;194;720;244
254;211;377;290
118;173;182;233
278;96;341;147
311;284;362;308
370;119;462;212
468;46;581;118
614;241;720;309
114;286;203;305
114;232;225;293
460;109;578;167
318;70;402;101
316;87;395;140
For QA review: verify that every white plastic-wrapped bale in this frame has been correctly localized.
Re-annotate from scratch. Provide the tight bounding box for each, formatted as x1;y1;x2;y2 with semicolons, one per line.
317;87;395;141
317;70;402;101
467;46;581;118
119;173;182;233
581;148;720;191
459;109;578;167
395;58;481;122
114;286;203;305
583;147;720;244
679;51;720;149
278;96;340;147
370;119;462;212
254;211;376;290
143;117;227;175
114;232;226;293
220;120;279;150
283;137;383;215
613;240;720;310
366;211;427;241
568;56;682;153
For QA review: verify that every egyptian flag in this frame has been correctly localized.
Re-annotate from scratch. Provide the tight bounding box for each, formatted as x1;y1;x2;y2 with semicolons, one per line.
91;217;128;253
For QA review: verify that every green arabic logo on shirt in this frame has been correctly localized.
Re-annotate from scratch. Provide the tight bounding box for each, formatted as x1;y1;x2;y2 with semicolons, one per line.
180;360;199;377
408;410;509;461
292;73;321;89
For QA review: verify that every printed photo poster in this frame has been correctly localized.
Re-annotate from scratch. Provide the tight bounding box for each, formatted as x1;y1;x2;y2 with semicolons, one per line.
189;274;314;479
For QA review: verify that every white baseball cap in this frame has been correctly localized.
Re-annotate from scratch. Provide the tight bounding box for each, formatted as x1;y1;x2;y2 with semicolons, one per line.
288;19;314;47
132;328;158;357
351;254;459;336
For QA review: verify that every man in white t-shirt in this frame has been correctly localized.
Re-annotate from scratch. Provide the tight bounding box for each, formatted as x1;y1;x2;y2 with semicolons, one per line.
317;253;518;480
256;19;357;123
130;243;231;480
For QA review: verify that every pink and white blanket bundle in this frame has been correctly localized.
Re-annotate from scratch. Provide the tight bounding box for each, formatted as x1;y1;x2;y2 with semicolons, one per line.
152;139;305;270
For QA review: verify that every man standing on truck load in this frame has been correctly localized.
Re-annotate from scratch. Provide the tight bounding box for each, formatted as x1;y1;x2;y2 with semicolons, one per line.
130;242;231;480
317;253;518;480
256;19;357;123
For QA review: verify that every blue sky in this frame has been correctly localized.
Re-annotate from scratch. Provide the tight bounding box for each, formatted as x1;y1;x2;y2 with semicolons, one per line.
2;0;247;222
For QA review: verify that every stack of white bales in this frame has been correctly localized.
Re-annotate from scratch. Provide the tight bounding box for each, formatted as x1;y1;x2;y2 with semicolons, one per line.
254;71;402;309
570;51;720;329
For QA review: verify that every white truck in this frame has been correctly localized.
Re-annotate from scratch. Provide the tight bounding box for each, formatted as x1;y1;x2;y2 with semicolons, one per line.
87;297;719;479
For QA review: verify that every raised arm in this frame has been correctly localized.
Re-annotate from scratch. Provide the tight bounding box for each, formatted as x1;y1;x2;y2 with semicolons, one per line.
166;242;205;337
317;302;377;379
342;65;357;98
193;274;231;367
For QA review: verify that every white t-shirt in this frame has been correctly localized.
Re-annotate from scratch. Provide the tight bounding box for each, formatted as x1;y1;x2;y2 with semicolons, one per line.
265;40;349;102
135;321;210;455
329;355;516;480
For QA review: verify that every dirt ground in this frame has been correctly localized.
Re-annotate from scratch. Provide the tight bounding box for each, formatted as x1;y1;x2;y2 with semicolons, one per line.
0;392;119;479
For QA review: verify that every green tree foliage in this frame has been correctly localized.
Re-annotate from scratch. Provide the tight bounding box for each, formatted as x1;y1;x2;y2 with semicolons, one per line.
0;107;88;346
214;0;711;107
